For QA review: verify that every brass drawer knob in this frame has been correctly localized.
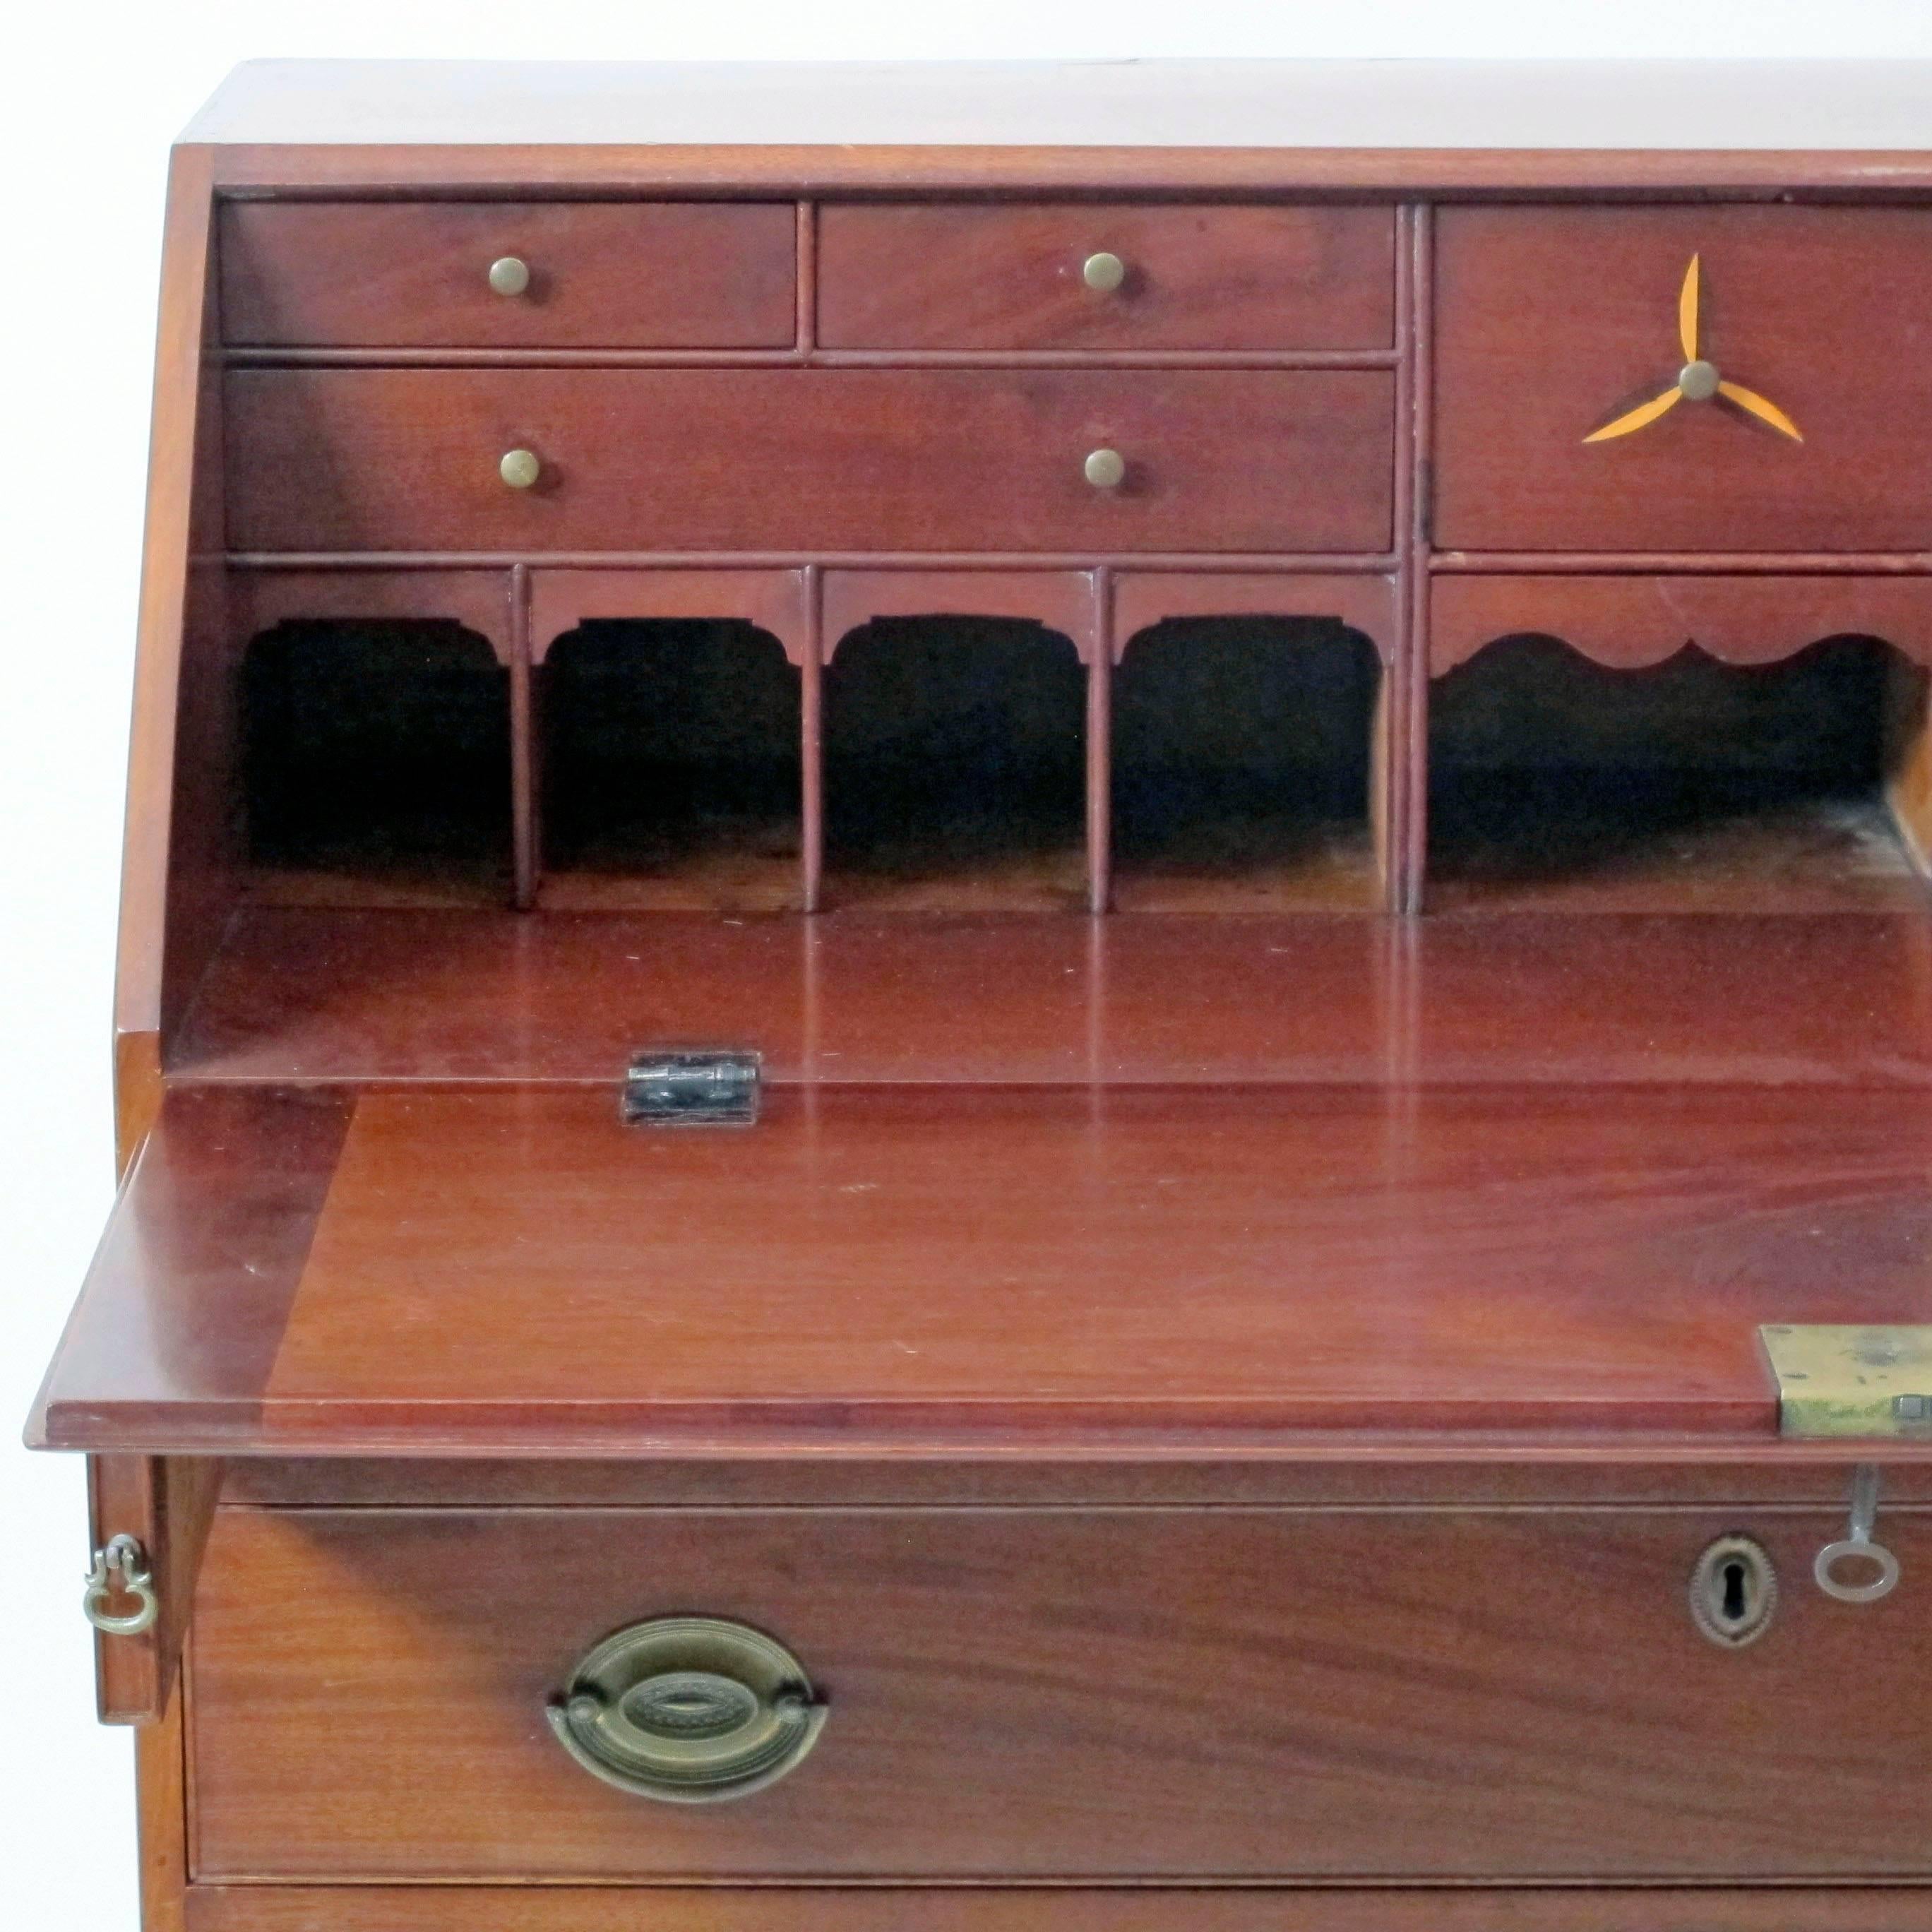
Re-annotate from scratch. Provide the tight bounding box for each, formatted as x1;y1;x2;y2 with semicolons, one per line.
499;448;542;490
548;1615;825;1803
1084;446;1126;490
1081;250;1126;292
487;255;532;297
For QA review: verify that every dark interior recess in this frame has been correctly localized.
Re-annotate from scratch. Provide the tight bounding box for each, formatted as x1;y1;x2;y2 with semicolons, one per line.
1427;633;1931;912
1112;616;1382;911
539;619;802;912
241;620;511;904
824;616;1087;910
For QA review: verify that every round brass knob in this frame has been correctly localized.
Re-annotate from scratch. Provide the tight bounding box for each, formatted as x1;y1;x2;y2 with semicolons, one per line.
499;448;542;490
1678;359;1720;402
549;1616;825;1804
488;255;532;297
1084;447;1126;490
1082;250;1126;292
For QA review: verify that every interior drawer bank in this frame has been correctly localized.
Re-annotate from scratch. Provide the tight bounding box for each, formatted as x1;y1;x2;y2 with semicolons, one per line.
225;366;1394;554
189;1505;1932;1883
220;200;799;348
816;202;1395;350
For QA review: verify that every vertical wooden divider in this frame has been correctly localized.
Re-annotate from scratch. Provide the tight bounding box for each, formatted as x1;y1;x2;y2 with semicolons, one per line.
508;563;538;910
1086;568;1114;915
801;565;825;913
1399;203;1436;917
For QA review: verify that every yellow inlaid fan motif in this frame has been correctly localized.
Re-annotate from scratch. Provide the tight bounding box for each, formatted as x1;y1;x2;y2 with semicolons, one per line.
1583;255;1803;445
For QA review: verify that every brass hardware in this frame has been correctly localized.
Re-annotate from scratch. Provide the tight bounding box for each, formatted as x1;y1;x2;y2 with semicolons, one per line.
488;256;531;297
499;448;542;490
1677;359;1721;402
1083;447;1126;490
1815;1463;1901;1605
1689;1534;1778;1649
83;1534;158;1638
1081;250;1126;292
1760;1325;1932;1439
548;1616;825;1803
1585;254;1803;445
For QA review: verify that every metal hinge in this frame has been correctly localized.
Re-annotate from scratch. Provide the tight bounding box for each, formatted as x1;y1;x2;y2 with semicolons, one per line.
624;1050;762;1128
1760;1325;1932;1440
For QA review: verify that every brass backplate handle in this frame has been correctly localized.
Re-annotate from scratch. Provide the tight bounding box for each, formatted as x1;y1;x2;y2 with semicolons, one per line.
548;1616;825;1803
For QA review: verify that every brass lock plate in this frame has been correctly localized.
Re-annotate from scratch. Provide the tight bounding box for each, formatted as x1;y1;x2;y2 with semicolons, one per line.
1760;1325;1932;1440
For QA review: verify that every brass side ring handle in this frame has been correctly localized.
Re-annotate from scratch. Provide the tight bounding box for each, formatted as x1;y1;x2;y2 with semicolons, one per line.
83;1534;159;1638
548;1616;825;1803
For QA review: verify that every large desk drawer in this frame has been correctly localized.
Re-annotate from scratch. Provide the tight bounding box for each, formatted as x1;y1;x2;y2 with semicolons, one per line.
225;367;1394;554
189;1505;1932;1882
220;201;799;349
1434;205;1932;553
818;203;1394;350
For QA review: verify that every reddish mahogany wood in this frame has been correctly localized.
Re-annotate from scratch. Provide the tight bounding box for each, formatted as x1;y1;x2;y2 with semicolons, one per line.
31;1081;1932;1457
1110;571;1397;664
181;1888;1932;1932
1432;574;1932;677
527;566;812;665
223;367;1396;555
170;906;1932;1090
85;1455;221;1724
230;566;516;662
816;203;1394;352
822;569;1103;664
1435;207;1932;554
188;1505;1932;1880
222;1455;1932;1510
220;201;797;349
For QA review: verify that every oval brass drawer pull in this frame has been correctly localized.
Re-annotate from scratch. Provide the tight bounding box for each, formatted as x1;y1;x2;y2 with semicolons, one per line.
548;1616;825;1803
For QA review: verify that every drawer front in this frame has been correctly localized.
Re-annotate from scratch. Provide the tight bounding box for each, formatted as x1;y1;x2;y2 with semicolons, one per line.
220;201;798;348
817;203;1395;350
1434;206;1932;552
189;1506;1932;1881
225;368;1394;554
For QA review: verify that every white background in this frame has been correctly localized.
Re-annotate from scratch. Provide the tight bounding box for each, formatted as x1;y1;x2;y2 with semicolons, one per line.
4;3;1930;1925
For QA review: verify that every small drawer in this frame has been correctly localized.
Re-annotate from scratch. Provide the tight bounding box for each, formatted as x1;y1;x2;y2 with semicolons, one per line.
1434;205;1932;553
189;1505;1932;1882
818;203;1394;351
220;201;798;349
225;366;1394;554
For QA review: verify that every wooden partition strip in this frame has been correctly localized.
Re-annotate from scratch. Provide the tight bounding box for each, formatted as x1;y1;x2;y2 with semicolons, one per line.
1400;202;1434;915
508;564;536;910
801;564;824;912
1086;568;1113;913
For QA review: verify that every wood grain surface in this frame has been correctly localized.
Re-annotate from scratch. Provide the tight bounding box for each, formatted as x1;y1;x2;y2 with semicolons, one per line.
187;1505;1932;1880
1435;208;1932;554
224;367;1395;555
221;200;797;349
817;204;1393;352
170;906;1932;1088
30;1080;1932;1456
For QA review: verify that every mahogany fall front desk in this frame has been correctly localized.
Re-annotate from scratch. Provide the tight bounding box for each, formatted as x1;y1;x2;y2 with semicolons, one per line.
28;58;1932;1932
